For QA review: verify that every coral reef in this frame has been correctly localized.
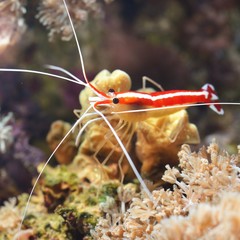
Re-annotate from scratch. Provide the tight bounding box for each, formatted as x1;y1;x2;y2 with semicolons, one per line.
92;142;240;239
2;71;239;239
1;123;240;239
1;1;240;240
0;158;124;239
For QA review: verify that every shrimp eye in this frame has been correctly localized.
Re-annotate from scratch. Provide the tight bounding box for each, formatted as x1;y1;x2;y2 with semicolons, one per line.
112;98;119;104
108;88;115;93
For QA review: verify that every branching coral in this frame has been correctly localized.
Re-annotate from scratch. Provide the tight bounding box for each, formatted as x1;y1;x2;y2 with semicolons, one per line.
150;192;240;239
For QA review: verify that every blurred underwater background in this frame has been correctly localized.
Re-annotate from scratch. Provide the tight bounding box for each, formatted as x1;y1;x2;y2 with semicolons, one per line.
1;0;240;239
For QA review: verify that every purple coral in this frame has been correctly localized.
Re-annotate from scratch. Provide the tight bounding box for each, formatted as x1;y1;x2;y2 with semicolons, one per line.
0;113;45;200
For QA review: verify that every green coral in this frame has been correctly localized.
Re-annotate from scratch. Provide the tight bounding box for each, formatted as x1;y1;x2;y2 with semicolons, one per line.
54;181;120;235
56;207;98;236
24;213;69;240
97;182;119;202
42;165;79;187
19;163;121;238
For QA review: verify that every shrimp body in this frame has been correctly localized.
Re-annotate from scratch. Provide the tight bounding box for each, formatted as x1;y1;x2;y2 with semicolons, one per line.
94;83;224;122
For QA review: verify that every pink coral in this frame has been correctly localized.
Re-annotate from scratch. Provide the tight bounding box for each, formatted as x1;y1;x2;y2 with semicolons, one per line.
37;0;113;41
0;0;26;56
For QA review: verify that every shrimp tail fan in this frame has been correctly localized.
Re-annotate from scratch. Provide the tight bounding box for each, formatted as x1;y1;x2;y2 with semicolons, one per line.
201;83;224;115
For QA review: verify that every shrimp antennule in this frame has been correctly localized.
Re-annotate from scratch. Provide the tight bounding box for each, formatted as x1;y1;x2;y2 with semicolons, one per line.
0;68;86;86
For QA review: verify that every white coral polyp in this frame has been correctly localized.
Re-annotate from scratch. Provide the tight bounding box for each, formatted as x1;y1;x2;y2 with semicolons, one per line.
0;198;21;231
0;112;14;154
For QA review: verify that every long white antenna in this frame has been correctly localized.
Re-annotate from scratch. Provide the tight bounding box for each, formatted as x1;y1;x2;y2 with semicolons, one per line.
18;105;93;230
0;68;85;86
75;116;102;145
92;104;154;201
45;64;87;86
62;0;89;84
112;102;240;115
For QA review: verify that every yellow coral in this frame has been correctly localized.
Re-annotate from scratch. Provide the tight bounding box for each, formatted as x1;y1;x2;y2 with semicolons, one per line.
46;120;77;164
136;110;199;178
79;69;131;111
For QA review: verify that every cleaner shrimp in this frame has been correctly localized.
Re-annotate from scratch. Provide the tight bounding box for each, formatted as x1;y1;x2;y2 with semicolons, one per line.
1;0;240;238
